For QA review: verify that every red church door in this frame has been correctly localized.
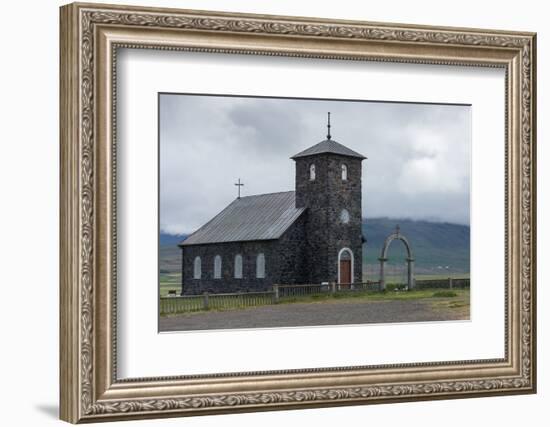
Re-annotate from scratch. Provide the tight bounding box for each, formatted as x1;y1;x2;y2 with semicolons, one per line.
339;260;351;286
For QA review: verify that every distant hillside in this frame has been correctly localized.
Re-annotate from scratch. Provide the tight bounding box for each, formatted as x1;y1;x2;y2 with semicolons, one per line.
159;218;470;277
159;233;186;246
362;218;469;276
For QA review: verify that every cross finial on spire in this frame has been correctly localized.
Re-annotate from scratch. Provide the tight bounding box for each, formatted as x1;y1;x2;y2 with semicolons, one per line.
327;112;331;140
395;224;400;235
234;178;244;199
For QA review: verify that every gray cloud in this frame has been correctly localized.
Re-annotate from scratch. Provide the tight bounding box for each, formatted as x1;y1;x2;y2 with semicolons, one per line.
160;94;470;235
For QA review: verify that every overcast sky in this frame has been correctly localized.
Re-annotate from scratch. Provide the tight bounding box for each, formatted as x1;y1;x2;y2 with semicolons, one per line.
160;94;471;235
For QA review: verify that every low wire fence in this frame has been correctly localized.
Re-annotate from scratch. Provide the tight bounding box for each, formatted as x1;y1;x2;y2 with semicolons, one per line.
336;281;382;292
414;277;470;290
277;283;329;298
160;291;275;315
275;281;381;299
161;295;204;314
161;282;380;315
160;278;468;315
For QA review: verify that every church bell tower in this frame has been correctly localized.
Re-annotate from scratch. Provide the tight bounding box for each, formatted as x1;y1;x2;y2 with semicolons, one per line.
291;113;366;285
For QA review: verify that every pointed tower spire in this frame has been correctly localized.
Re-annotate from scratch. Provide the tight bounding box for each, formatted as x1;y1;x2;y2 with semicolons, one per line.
326;112;331;140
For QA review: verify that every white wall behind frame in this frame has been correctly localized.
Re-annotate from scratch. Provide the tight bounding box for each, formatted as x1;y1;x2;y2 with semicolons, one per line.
0;1;546;427
117;48;504;378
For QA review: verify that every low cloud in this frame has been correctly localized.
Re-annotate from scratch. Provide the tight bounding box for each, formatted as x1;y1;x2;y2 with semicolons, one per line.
160;95;470;235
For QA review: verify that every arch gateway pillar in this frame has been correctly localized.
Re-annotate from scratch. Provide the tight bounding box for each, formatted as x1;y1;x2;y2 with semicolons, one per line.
378;225;415;290
406;257;415;290
378;257;387;290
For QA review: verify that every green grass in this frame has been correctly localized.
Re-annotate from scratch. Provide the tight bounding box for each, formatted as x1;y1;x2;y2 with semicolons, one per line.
431;290;458;298
268;288;470;308
365;273;470;283
160;287;469;304
160;272;181;282
160;279;181;297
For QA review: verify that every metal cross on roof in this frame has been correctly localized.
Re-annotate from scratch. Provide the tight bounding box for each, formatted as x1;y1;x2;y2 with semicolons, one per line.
234;178;244;199
327;112;332;140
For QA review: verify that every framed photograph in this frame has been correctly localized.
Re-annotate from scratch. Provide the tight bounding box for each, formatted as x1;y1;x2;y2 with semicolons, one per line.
60;2;537;423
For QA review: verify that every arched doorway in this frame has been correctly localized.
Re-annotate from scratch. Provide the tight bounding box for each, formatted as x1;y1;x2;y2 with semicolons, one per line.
378;225;415;290
338;248;354;287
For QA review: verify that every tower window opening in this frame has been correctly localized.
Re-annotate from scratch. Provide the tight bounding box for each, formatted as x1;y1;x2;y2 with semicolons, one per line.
309;164;316;181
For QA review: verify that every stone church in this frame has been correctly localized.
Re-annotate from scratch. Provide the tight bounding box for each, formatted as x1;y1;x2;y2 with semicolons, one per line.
179;116;366;295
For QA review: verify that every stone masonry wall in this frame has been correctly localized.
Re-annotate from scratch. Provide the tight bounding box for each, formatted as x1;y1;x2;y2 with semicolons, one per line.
295;153;364;284
180;216;308;295
275;213;309;284
181;240;277;295
326;155;363;284
295;155;330;283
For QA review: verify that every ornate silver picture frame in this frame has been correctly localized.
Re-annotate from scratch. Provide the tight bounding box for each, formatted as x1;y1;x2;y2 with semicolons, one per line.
60;2;536;423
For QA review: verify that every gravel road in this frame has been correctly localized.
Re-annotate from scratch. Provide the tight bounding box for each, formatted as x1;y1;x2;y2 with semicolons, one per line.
159;298;468;332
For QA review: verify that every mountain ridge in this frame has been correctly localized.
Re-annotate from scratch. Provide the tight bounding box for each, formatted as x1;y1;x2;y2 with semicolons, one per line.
160;217;469;276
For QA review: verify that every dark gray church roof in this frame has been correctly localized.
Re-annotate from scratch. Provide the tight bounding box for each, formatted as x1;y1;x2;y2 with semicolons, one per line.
291;139;366;160
180;191;305;246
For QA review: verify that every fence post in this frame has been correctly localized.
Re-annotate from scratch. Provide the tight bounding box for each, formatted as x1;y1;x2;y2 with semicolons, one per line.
273;284;279;303
331;282;336;294
203;292;209;310
449;277;453;289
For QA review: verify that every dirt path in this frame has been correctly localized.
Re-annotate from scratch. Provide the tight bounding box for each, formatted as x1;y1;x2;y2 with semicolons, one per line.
159;298;468;332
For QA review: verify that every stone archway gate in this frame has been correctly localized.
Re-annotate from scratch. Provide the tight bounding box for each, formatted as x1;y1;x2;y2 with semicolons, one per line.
378;225;415;290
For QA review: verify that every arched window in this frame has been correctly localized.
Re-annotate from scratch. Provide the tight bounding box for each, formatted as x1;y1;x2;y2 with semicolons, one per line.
193;256;201;279
309;164;316;181
341;164;348;181
340;209;350;224
256;253;265;279
234;254;243;279
214;255;222;279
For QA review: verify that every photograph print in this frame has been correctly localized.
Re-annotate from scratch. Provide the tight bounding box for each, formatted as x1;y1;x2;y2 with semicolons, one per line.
159;93;471;332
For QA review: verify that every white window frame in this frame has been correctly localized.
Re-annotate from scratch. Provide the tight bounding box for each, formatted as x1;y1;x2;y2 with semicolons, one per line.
309;163;316;181
234;254;243;279
341;163;348;181
340;208;350;224
193;256;201;279
256;253;265;279
214;255;222;279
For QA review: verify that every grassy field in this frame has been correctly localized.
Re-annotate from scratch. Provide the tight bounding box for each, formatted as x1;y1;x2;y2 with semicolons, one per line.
374;272;470;284
278;288;469;304
159;272;181;297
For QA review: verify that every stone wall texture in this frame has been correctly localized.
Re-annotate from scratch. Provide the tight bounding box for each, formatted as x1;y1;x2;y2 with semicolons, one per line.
295;153;364;284
181;216;309;295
